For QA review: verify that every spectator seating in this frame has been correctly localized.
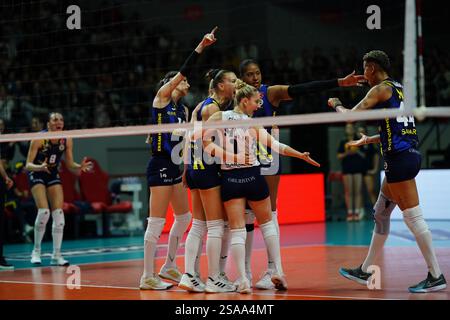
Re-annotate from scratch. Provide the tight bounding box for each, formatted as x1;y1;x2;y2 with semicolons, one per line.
78;157;133;237
4;158;133;241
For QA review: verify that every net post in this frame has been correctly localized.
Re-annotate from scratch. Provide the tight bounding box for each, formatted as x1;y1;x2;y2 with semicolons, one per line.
403;0;418;112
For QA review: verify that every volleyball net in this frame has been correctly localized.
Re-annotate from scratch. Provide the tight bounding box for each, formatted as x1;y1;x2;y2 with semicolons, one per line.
0;106;450;142
0;0;449;238
0;0;448;157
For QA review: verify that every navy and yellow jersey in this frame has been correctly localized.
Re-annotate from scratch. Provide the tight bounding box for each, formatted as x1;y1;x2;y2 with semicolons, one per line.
34;134;66;172
253;84;277;163
373;78;419;156
253;84;277;119
196;97;220;121
150;101;186;157
224;99;234;111
190;97;220;170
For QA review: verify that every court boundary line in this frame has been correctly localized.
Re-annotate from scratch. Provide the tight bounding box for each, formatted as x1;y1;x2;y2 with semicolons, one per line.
0;279;401;300
2;244;446;300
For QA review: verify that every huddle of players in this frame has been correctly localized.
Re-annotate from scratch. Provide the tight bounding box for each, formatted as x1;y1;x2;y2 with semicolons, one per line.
21;27;445;295
139;27;367;294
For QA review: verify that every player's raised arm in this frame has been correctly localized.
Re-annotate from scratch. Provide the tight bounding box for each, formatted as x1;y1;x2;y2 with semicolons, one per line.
155;27;218;106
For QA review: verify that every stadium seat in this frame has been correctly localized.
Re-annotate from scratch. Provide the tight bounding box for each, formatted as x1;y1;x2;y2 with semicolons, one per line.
60;160;95;238
78;157;133;236
13;170;30;196
59;160;81;215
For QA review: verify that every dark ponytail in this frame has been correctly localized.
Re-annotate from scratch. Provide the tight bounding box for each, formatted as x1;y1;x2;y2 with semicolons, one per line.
239;59;260;77
205;68;233;89
205;69;221;82
157;70;179;91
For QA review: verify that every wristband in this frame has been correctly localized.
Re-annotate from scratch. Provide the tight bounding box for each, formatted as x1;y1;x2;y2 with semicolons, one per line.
288;79;338;98
179;50;200;79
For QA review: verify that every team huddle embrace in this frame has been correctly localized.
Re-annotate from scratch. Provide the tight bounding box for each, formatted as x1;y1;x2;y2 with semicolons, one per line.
138;26;359;295
0;25;443;295
7;26;444;295
140;27;446;294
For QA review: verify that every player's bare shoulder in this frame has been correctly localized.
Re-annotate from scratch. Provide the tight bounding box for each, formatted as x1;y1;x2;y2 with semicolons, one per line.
372;82;393;101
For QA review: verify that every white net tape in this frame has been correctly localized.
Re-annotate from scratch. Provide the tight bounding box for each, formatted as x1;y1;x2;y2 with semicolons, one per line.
1;106;449;142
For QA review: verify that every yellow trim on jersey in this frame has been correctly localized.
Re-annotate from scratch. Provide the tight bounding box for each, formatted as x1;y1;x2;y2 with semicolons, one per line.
257;142;272;161
157;113;162;152
191;98;220;169
211;98;221;109
382;79;404;100
193;158;205;170
5;201;17;209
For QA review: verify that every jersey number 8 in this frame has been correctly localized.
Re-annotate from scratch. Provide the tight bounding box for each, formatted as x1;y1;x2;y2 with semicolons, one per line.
49;154;57;164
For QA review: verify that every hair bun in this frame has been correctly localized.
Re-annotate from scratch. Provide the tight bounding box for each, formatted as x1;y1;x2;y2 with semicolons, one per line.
235;79;248;90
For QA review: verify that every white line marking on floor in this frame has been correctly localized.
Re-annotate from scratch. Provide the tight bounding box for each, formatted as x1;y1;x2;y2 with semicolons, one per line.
0;279;399;300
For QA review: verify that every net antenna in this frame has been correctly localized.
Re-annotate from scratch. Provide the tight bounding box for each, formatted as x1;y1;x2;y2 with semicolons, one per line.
403;0;418;112
403;0;426;111
416;0;426;108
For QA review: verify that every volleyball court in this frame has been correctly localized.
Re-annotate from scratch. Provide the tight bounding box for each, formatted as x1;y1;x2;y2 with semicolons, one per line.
1;0;450;301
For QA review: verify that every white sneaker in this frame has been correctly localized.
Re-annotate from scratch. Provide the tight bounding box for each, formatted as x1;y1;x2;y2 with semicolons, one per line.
50;254;69;266
357;208;365;221
178;273;205;293
140;274;173;290
31;250;42;265
255;270;275;290
205;273;236;293
246;270;253;286
219;272;231;282
235;277;252;294
221;272;237;290
271;273;288;291
234;271;253;289
159;265;182;283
